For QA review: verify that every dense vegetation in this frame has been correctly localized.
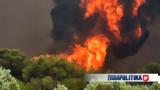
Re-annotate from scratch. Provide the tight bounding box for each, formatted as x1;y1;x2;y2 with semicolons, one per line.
0;67;20;90
0;48;159;90
84;82;160;90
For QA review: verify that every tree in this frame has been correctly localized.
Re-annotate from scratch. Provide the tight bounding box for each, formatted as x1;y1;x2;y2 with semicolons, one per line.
54;84;68;90
84;81;160;90
22;76;57;90
22;55;85;82
62;78;87;90
41;76;56;89
22;55;86;90
0;48;27;79
0;67;20;90
138;63;160;74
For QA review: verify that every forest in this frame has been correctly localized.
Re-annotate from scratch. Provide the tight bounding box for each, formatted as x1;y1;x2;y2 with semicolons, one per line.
0;48;159;90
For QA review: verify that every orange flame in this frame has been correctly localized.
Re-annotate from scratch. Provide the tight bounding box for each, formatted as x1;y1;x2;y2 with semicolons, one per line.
67;35;110;71
69;0;123;71
133;0;145;16
65;0;145;71
135;24;143;38
81;0;123;40
33;0;146;72
32;54;51;61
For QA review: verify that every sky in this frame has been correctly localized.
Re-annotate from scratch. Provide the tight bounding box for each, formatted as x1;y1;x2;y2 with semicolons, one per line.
0;0;53;56
0;0;159;72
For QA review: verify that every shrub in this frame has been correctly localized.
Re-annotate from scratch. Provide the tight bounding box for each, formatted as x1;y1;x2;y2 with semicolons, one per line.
0;49;27;79
0;67;20;90
54;84;68;90
84;81;160;90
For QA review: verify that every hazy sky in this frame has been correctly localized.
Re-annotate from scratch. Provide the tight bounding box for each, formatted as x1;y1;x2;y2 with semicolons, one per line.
0;0;53;56
0;0;159;72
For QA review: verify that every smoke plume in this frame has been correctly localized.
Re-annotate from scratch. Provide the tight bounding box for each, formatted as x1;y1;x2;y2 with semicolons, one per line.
50;0;160;71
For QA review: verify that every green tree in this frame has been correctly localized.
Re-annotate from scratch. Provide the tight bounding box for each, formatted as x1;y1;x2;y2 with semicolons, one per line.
22;61;46;82
22;55;86;90
84;81;160;90
41;76;57;90
62;78;87;90
0;67;20;90
54;84;68;90
0;48;27;79
22;55;85;82
138;63;160;74
149;83;160;90
23;76;57;90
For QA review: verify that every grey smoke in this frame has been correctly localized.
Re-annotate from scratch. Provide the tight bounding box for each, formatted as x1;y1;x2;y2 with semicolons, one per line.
0;0;53;56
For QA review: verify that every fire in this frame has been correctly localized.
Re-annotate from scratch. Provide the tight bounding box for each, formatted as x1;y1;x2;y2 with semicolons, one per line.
133;0;145;16
34;0;146;72
81;0;123;40
64;0;145;71
67;35;110;71
133;0;145;38
135;24;143;38
33;54;51;61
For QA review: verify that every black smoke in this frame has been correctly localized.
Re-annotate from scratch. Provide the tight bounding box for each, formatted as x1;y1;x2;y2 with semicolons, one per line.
50;0;160;59
50;0;83;53
111;0;160;59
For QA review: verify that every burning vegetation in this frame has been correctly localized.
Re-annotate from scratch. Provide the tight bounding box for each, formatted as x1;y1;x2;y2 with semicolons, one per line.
45;0;160;71
63;0;147;71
